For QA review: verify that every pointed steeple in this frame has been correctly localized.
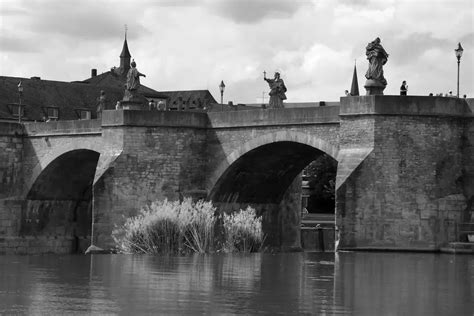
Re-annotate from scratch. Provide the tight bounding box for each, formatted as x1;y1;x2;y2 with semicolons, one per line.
120;26;131;74
350;60;360;96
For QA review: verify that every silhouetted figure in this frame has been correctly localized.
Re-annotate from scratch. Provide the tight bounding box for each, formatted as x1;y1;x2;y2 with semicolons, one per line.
400;81;408;95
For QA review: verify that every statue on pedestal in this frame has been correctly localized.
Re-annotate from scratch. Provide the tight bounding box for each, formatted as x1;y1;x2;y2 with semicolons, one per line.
96;90;106;118
364;37;389;95
122;59;148;110
264;71;287;108
124;59;146;101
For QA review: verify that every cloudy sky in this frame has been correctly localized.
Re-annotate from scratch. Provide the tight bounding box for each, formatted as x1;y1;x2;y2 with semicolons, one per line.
1;0;473;103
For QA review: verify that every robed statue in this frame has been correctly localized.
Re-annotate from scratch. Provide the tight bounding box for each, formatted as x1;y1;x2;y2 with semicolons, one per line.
124;59;146;100
96;90;106;118
365;37;388;86
264;71;287;108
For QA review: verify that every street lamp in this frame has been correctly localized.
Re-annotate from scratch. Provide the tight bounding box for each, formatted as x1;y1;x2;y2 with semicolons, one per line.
454;42;463;98
17;81;23;123
219;80;225;105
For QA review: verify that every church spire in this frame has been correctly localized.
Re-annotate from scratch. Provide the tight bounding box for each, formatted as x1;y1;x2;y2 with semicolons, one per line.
120;25;131;74
350;60;360;96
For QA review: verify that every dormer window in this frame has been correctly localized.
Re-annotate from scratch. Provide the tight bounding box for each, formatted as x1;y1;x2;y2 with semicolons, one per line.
45;107;59;120
8;104;24;118
75;109;91;120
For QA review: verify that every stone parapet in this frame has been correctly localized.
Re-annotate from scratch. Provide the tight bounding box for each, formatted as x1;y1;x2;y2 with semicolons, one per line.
208;106;340;128
102;110;209;128
341;95;472;117
23;119;102;136
0;122;24;136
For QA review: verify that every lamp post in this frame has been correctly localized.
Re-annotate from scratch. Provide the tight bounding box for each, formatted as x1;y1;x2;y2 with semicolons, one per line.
17;81;23;123
455;42;464;98
219;80;225;111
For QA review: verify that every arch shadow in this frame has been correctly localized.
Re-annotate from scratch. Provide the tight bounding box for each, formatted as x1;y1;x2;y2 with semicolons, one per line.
23;149;100;253
208;131;339;203
208;131;338;203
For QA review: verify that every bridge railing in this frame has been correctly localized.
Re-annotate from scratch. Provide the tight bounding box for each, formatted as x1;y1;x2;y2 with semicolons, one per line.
23;119;102;136
207;106;341;128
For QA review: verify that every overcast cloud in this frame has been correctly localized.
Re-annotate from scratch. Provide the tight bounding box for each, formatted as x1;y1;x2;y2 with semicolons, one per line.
1;0;473;103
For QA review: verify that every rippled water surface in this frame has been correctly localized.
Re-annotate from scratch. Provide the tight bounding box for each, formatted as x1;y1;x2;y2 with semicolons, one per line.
0;252;472;315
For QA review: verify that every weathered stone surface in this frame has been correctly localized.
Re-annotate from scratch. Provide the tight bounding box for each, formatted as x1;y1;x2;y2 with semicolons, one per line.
336;96;473;250
1;98;472;254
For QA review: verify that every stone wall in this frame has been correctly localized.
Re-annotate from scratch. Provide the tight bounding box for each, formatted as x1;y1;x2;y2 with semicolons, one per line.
0;123;24;254
337;96;472;250
93;110;209;248
0;122;23;198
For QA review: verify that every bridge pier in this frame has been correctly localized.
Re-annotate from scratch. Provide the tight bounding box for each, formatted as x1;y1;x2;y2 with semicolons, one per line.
336;96;473;251
91;110;210;250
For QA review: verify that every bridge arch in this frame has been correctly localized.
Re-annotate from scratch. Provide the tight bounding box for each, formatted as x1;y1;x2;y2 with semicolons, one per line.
27;149;100;201
208;131;338;203
24;139;105;198
23;148;101;253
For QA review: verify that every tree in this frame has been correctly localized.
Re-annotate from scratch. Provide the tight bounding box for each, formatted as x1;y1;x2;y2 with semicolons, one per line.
304;154;337;213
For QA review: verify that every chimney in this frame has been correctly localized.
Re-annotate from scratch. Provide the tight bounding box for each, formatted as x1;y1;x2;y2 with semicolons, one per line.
91;69;97;77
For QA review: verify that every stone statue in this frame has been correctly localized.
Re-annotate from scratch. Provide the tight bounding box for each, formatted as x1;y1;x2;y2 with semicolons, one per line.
96;90;106;118
124;59;146;100
264;71;287;108
364;37;389;95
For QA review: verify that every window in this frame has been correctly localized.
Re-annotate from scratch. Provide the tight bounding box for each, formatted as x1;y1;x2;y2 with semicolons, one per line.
46;107;59;120
75;109;91;120
9;104;24;117
79;110;91;120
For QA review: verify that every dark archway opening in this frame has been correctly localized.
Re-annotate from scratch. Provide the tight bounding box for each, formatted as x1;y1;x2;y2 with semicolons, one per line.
210;141;337;251
302;154;337;214
25;149;100;253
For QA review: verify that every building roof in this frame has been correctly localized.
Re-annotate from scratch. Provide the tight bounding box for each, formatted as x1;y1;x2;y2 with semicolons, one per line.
0;38;217;121
0;76;124;121
81;70;169;99
160;90;218;110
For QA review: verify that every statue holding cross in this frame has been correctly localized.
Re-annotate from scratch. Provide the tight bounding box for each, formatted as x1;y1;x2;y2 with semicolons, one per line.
263;70;287;108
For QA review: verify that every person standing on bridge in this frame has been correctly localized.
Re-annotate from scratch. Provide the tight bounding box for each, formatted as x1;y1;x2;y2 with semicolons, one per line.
400;80;408;95
264;71;287;108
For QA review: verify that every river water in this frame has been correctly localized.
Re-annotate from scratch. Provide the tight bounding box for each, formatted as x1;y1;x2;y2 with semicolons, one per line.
0;252;472;315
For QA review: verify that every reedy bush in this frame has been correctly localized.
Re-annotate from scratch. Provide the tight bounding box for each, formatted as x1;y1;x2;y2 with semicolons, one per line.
222;206;263;253
112;198;216;254
112;199;263;255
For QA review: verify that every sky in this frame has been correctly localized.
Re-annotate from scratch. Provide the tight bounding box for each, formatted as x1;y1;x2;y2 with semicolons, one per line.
1;0;473;103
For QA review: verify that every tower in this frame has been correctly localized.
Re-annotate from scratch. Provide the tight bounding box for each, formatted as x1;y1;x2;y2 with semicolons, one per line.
119;27;131;76
350;61;360;96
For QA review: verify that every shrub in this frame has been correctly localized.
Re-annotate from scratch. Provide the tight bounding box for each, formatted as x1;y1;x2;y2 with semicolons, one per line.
113;200;263;254
222;206;263;253
112;198;216;254
178;199;216;253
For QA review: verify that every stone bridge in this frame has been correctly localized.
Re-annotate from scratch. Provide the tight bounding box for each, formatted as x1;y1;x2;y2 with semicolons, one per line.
1;96;473;254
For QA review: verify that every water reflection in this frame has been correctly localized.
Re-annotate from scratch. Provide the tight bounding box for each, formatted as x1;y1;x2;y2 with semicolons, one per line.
0;252;472;315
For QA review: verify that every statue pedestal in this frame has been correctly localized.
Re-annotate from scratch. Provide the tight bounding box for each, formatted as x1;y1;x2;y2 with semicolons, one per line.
364;79;386;95
121;92;148;110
